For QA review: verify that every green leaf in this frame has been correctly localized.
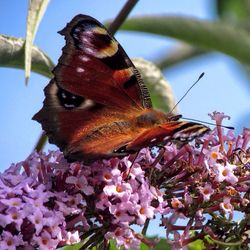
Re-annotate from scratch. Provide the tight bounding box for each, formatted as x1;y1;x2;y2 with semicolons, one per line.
57;242;83;250
188;239;205;250
109;239;118;250
216;0;250;22
151;239;171;250
0;35;54;78
156;45;208;70
132;58;177;113
121;16;250;66
25;0;50;83
140;237;171;250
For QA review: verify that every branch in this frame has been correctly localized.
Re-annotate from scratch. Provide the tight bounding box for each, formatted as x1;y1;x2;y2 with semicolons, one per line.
108;0;139;35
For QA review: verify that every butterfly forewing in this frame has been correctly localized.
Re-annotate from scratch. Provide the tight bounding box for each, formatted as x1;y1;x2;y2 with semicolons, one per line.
54;14;152;110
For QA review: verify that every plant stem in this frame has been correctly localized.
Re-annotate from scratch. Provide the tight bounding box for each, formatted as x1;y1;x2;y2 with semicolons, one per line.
34;131;47;152
141;218;150;235
108;0;139;35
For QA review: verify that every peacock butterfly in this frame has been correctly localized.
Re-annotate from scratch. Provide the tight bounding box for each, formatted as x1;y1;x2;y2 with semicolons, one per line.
33;14;210;164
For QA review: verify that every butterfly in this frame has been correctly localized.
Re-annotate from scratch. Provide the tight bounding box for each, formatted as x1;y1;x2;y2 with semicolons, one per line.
33;14;210;164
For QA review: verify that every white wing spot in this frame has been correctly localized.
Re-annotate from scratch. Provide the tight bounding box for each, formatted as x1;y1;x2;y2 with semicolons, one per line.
85;48;94;54
150;138;157;143
163;136;169;141
82;37;89;43
61;92;67;99
64;104;76;109
79;99;95;109
76;67;85;73
79;55;89;62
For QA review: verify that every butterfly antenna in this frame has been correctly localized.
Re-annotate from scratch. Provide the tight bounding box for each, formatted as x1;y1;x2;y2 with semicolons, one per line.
170;72;205;113
182;117;234;130
169;73;234;130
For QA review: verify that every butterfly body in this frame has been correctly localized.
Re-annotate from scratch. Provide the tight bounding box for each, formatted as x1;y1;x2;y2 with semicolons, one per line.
33;14;210;163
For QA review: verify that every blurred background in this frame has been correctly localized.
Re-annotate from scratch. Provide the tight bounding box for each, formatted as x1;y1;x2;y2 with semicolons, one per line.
0;0;249;173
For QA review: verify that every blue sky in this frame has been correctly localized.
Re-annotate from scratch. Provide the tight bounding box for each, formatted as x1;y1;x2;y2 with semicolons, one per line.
1;0;249;172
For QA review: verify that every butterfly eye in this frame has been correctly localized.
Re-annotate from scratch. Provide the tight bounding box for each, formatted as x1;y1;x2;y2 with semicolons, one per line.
57;87;84;109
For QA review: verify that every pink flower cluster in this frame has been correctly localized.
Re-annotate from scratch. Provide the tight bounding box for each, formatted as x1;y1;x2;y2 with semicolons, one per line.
0;112;249;249
0;152;84;249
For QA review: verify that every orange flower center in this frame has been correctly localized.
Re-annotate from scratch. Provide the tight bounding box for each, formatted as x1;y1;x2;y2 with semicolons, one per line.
139;207;145;214
115;228;122;237
7;240;13;246
203;189;209;195
42;239;48;245
104;173;112;180
211;151;218;160
224;203;231;209
12;213;18;220
116;185;123;193
222;169;228;177
125;238;131;244
115;211;121;217
227;188;237;196
35;218;40;224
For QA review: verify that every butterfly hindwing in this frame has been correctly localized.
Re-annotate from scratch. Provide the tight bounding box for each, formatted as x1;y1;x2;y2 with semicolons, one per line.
33;80;147;163
126;121;210;151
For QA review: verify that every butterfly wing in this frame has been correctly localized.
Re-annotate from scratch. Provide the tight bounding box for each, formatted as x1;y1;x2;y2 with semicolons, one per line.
33;14;210;163
54;14;151;110
126;121;210;151
33;15;152;163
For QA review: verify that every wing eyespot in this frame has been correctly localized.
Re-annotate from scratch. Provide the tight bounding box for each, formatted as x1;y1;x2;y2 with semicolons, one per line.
57;87;84;109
